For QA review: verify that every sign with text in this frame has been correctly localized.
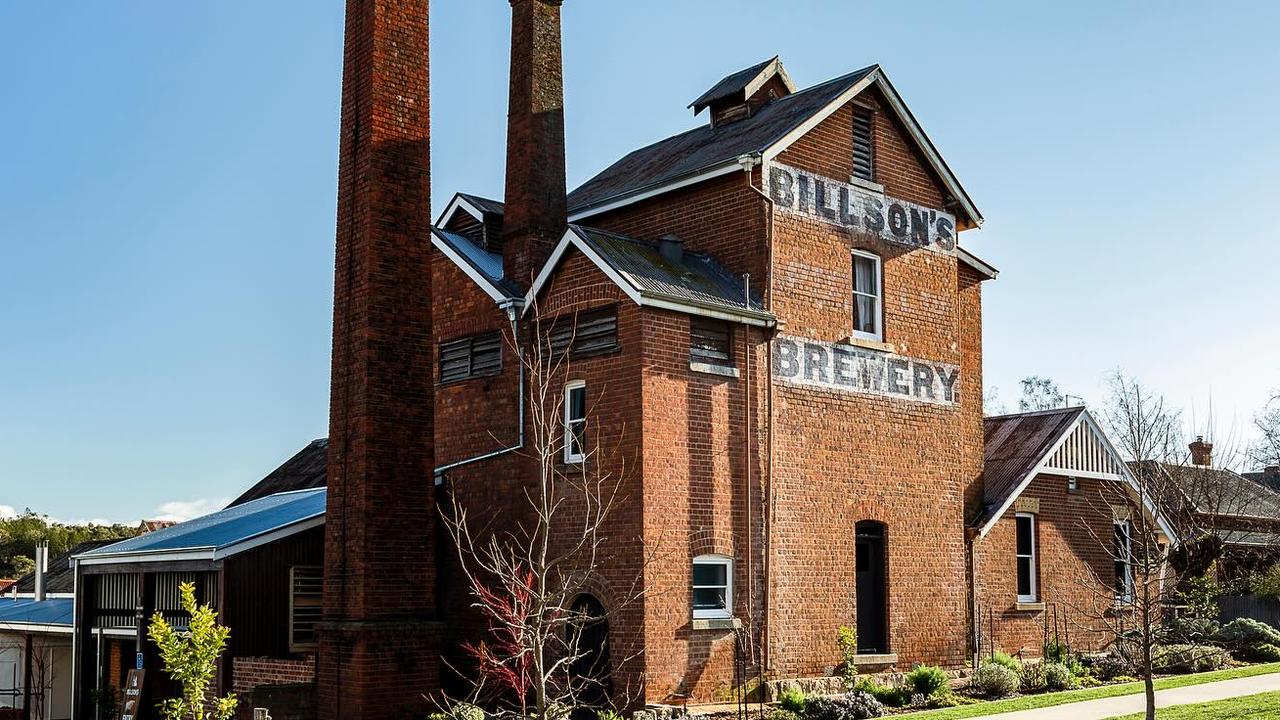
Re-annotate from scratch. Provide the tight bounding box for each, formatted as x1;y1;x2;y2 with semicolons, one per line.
120;669;146;720
773;335;960;406
768;162;956;255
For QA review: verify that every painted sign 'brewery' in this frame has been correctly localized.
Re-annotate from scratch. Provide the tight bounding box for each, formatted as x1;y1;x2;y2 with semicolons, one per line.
768;162;956;256
773;335;960;406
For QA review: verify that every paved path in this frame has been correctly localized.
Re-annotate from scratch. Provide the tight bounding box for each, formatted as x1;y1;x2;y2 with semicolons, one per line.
968;672;1280;719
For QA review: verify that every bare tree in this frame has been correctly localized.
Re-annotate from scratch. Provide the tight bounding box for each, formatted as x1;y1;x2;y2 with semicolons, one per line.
1250;392;1280;472
438;307;651;719
1018;376;1065;412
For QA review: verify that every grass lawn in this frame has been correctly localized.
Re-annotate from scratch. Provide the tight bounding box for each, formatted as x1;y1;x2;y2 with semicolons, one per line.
897;663;1280;719
1103;689;1280;719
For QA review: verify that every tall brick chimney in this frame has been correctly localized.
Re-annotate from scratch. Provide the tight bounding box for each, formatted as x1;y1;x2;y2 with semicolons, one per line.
502;0;568;285
1189;436;1214;467
318;1;440;718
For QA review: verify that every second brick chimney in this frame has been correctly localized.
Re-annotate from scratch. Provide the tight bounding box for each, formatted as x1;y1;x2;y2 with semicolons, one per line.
502;0;568;285
1189;436;1214;467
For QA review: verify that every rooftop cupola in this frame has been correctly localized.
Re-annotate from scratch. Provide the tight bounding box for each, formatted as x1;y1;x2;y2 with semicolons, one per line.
689;56;795;128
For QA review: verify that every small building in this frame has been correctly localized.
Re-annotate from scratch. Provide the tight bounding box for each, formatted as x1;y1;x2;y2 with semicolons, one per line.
972;407;1173;658
70;488;325;720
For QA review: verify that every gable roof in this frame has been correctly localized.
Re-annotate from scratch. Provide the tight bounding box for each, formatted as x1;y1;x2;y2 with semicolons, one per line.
689;56;796;114
1140;461;1280;523
76;489;326;566
229;438;328;507
525;225;775;327
432;227;524;303
568;64;982;229
976;407;1174;540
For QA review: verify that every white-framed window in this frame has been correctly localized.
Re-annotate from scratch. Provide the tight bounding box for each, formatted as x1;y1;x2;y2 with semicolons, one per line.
1015;513;1037;603
1067;476;1079;492
564;380;587;464
692;554;733;619
851;250;882;341
1114;520;1134;603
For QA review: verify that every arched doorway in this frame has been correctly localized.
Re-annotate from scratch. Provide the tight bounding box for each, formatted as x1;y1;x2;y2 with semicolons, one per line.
855;521;888;653
568;594;613;715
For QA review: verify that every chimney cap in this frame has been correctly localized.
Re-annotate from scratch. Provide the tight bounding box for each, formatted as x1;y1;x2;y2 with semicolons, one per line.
658;234;685;264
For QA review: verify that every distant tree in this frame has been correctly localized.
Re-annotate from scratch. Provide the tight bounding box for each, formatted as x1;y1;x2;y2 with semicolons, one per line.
1250;392;1280;471
0;511;139;578
1018;376;1065;412
983;385;1007;416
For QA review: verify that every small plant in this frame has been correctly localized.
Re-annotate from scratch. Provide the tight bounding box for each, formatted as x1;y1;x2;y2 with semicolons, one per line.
1216;618;1280;649
147;582;237;720
1241;642;1280;662
852;677;908;707
1043;662;1077;691
1251;564;1280;601
1090;654;1136;681
970;663;1019;698
1179;570;1222;619
778;686;808;713
89;687;121;720
769;710;802;720
1152;644;1231;673
804;693;883;720
903;665;949;699
596;712;624;720
835;626;859;690
1165;617;1220;644
1018;661;1047;692
986;651;1020;673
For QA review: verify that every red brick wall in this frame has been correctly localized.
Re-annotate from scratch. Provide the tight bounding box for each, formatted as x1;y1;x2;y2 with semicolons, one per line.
233;656;316;694
974;473;1130;657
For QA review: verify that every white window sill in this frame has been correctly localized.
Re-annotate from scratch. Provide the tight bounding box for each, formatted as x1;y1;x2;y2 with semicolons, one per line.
844;336;896;354
689;361;739;378
852;653;898;667
1015;602;1046;612
849;176;885;194
691;617;741;631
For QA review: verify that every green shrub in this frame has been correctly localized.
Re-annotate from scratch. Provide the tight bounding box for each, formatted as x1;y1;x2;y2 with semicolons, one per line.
451;704;486;720
1019;662;1047;693
835;626;859;691
1179;571;1222;619
987;652;1020;673
1216;618;1280;649
1090;654;1136;681
769;710;802;720
904;665;950;699
852;677;908;708
804;692;883;720
1242;642;1280;662
596;711;624;720
778;686;807;713
1251;565;1280;602
1043;662;1078;691
1152;644;1232;673
970;663;1019;698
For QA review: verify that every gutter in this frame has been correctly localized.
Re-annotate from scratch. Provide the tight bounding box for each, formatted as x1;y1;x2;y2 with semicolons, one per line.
433;303;526;481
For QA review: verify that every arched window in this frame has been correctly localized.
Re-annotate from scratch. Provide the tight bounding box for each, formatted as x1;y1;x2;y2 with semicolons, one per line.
692;554;733;619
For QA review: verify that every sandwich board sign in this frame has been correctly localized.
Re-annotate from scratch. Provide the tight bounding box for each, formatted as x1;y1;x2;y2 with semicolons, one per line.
120;669;146;720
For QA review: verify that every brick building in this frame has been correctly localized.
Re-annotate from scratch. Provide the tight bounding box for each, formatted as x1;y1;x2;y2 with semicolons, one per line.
973;408;1172;659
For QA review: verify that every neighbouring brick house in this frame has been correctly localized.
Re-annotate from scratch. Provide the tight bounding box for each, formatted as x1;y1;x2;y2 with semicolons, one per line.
972;408;1173;659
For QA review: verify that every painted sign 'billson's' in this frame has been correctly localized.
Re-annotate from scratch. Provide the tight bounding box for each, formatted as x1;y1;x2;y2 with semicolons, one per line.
769;162;956;255
773;335;960;406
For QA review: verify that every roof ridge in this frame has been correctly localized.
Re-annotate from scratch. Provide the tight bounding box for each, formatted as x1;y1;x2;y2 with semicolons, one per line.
984;406;1085;421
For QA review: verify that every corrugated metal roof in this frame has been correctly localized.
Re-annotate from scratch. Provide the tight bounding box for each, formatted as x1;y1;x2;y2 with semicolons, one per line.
568;66;877;213
457;192;505;216
0;598;73;628
229;439;328;507
11;540;116;594
433;228;524;299
979;407;1086;523
572;226;769;319
77;488;326;562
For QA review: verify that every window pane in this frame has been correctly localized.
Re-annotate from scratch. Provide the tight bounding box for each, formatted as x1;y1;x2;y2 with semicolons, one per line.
569;387;586;421
854;295;877;335
693;587;726;611
693;563;727;587
854;256;876;294
1017;557;1032;596
1016;516;1033;556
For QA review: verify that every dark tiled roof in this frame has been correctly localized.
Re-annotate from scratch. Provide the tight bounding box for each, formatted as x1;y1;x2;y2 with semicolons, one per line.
1216;529;1280;549
433;228;525;299
688;57;778;113
79;489;326;562
571;226;770;320
1149;462;1280;521
229;439;328;508
458;192;505;216
568;66;877;213
12;540;117;594
979;407;1086;524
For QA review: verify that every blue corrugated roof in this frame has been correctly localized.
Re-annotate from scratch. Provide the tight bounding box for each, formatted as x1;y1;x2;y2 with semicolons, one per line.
0;598;73;628
77;488;326;562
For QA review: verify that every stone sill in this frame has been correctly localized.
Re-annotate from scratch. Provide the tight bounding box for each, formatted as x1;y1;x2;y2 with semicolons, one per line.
1015;602;1046;612
691;617;741;631
852;653;898;667
689;361;740;379
848;176;886;195
843;336;896;354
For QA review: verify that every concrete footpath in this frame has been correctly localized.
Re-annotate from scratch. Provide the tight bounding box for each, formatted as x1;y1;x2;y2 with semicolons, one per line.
968;671;1280;719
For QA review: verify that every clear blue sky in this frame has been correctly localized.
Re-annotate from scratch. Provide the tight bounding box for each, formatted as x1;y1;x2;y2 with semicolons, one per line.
3;2;1277;522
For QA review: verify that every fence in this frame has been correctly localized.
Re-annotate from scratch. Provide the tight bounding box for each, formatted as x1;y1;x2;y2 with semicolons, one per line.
1218;595;1280;626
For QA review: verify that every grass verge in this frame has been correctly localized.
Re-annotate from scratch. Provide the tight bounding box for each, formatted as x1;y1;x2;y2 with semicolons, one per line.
1103;689;1280;719
897;663;1280;719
